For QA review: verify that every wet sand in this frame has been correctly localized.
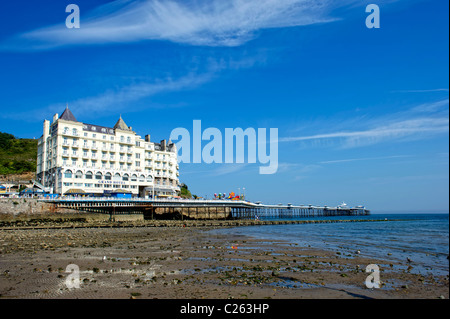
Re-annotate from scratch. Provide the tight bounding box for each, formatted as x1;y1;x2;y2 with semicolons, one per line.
0;225;448;299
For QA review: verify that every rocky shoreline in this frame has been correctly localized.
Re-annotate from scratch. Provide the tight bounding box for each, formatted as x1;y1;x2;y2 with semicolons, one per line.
0;222;448;299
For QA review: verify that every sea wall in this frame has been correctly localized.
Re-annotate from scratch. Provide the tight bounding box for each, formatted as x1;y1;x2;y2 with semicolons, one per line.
0;198;231;221
0;198;110;222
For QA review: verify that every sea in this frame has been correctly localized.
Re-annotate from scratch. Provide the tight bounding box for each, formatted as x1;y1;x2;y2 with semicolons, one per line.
211;213;449;277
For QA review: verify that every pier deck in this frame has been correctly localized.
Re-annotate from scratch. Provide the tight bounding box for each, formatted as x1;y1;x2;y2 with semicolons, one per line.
39;198;370;220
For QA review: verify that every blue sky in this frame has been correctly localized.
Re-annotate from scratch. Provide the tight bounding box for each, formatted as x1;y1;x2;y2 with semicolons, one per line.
0;0;448;212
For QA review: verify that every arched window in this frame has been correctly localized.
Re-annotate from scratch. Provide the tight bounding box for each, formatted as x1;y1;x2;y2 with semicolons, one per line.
75;171;83;179
64;170;73;178
131;174;137;182
113;173;121;181
105;172;112;181
95;172;102;180
139;175;145;182
146;175;153;182
85;171;93;179
123;174;129;181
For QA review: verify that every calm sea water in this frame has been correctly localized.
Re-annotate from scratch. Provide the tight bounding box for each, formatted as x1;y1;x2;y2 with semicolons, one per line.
211;214;449;276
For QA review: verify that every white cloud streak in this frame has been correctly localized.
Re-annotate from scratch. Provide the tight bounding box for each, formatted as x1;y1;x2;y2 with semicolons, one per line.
280;100;449;148
393;89;449;93
0;71;213;121
2;0;354;50
319;155;413;164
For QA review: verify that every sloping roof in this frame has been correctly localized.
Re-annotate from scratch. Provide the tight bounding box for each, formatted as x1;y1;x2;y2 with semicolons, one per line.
20;187;44;193
113;116;130;131
112;189;132;193
60;106;78;122
64;189;86;194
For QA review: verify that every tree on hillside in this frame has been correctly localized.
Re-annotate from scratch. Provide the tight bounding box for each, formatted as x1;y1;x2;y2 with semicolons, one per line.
0;132;15;150
179;183;192;199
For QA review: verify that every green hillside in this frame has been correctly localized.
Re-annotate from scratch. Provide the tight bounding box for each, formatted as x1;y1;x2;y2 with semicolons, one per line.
0;132;37;175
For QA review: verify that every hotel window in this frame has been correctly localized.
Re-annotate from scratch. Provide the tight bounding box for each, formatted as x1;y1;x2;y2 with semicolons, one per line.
136;153;140;159
72;160;77;166
72;128;77;136
75;171;83;179
136;161;140;167
105;173;112;181
123;174;129;181
113;173;121;181
85;183;93;188
95;172;102;180
84;133;88;137
85;171;93;179
127;137;131;143
64;170;73;178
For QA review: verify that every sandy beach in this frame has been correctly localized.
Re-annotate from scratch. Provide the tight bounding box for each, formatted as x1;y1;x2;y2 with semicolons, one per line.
0;223;448;299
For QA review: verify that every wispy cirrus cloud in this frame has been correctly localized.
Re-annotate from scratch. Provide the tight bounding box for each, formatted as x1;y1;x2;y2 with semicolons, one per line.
392;88;449;93
319;155;413;164
280;99;449;148
1;0;357;50
0;71;213;121
1;52;267;121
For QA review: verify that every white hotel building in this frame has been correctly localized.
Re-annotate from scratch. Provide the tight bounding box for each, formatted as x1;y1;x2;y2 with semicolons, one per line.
36;107;180;197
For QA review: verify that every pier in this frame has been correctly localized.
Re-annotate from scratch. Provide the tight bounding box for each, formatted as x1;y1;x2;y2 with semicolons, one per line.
38;198;370;220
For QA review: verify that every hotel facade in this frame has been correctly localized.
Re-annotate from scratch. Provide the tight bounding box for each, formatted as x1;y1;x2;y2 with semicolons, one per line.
36;107;180;197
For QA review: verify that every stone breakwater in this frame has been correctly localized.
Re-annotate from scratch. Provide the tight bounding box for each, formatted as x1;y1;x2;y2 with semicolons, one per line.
0;217;391;230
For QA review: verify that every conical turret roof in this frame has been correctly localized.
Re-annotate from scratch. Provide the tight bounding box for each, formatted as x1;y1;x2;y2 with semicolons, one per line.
59;106;77;122
113;115;130;131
